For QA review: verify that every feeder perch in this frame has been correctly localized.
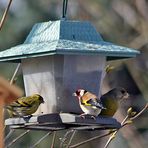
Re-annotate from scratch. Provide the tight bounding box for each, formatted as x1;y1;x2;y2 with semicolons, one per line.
0;1;140;131
5;113;121;131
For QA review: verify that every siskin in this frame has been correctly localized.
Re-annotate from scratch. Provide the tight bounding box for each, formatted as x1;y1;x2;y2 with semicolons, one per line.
73;89;105;117
100;87;129;117
6;94;44;117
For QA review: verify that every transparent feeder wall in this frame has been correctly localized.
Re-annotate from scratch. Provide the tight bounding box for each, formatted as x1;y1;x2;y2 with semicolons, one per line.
61;55;106;113
22;56;57;114
22;55;106;114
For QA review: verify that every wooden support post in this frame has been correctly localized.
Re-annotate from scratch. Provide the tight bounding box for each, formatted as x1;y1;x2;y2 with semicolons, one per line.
0;98;4;148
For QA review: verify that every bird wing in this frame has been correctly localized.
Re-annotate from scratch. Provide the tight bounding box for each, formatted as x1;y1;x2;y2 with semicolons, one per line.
80;92;105;109
17;97;32;107
7;96;34;108
86;98;105;109
100;93;118;116
5;99;31;117
81;92;97;104
17;95;38;107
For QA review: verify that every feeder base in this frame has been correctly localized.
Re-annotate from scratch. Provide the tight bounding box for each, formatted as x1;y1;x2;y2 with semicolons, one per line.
5;113;121;131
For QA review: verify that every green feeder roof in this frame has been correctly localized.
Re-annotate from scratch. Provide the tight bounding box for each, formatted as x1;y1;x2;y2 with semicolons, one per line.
0;20;140;62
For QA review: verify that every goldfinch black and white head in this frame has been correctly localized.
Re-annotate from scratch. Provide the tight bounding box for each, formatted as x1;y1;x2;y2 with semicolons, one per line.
73;89;87;98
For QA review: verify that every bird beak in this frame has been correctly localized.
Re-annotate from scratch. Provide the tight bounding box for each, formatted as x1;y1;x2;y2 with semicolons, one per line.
123;93;130;99
72;93;77;96
120;93;130;103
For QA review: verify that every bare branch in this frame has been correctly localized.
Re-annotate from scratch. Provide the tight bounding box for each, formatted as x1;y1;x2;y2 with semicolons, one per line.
6;130;30;147
103;104;148;148
10;63;21;85
0;0;13;31
103;115;128;148
69;131;113;148
60;130;74;148
50;131;56;148
66;130;76;148
130;103;148;120
121;115;129;124
135;0;148;20
103;131;117;148
112;0;138;30
30;132;52;148
4;129;15;142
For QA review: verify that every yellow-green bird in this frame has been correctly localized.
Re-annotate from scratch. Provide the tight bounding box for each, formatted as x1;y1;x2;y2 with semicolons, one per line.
100;87;129;117
6;94;44;117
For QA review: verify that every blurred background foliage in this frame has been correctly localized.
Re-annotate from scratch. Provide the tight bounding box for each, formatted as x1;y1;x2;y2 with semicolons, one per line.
0;0;148;148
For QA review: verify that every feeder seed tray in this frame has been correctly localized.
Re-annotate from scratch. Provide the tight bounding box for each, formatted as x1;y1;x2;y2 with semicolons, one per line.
5;113;121;131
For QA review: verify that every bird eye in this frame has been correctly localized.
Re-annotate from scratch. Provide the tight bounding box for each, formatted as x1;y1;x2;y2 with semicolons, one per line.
121;89;126;94
76;90;80;95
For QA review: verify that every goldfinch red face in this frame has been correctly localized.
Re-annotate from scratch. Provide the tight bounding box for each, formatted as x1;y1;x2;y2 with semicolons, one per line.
73;89;87;98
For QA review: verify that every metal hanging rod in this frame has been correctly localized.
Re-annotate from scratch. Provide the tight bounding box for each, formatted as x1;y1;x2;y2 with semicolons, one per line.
62;0;69;18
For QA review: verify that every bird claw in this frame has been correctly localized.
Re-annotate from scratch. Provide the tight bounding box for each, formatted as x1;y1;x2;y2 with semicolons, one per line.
26;115;33;118
23;115;33;121
79;114;86;119
79;114;96;120
90;116;96;120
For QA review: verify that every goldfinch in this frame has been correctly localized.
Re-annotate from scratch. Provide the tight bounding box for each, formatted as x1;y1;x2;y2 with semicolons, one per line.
6;94;44;117
73;89;105;116
100;87;129;117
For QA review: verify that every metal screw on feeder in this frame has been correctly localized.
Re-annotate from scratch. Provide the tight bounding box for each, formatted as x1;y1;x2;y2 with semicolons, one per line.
1;0;140;131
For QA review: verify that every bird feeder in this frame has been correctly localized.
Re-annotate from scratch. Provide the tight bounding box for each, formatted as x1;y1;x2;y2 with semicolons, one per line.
1;0;140;131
